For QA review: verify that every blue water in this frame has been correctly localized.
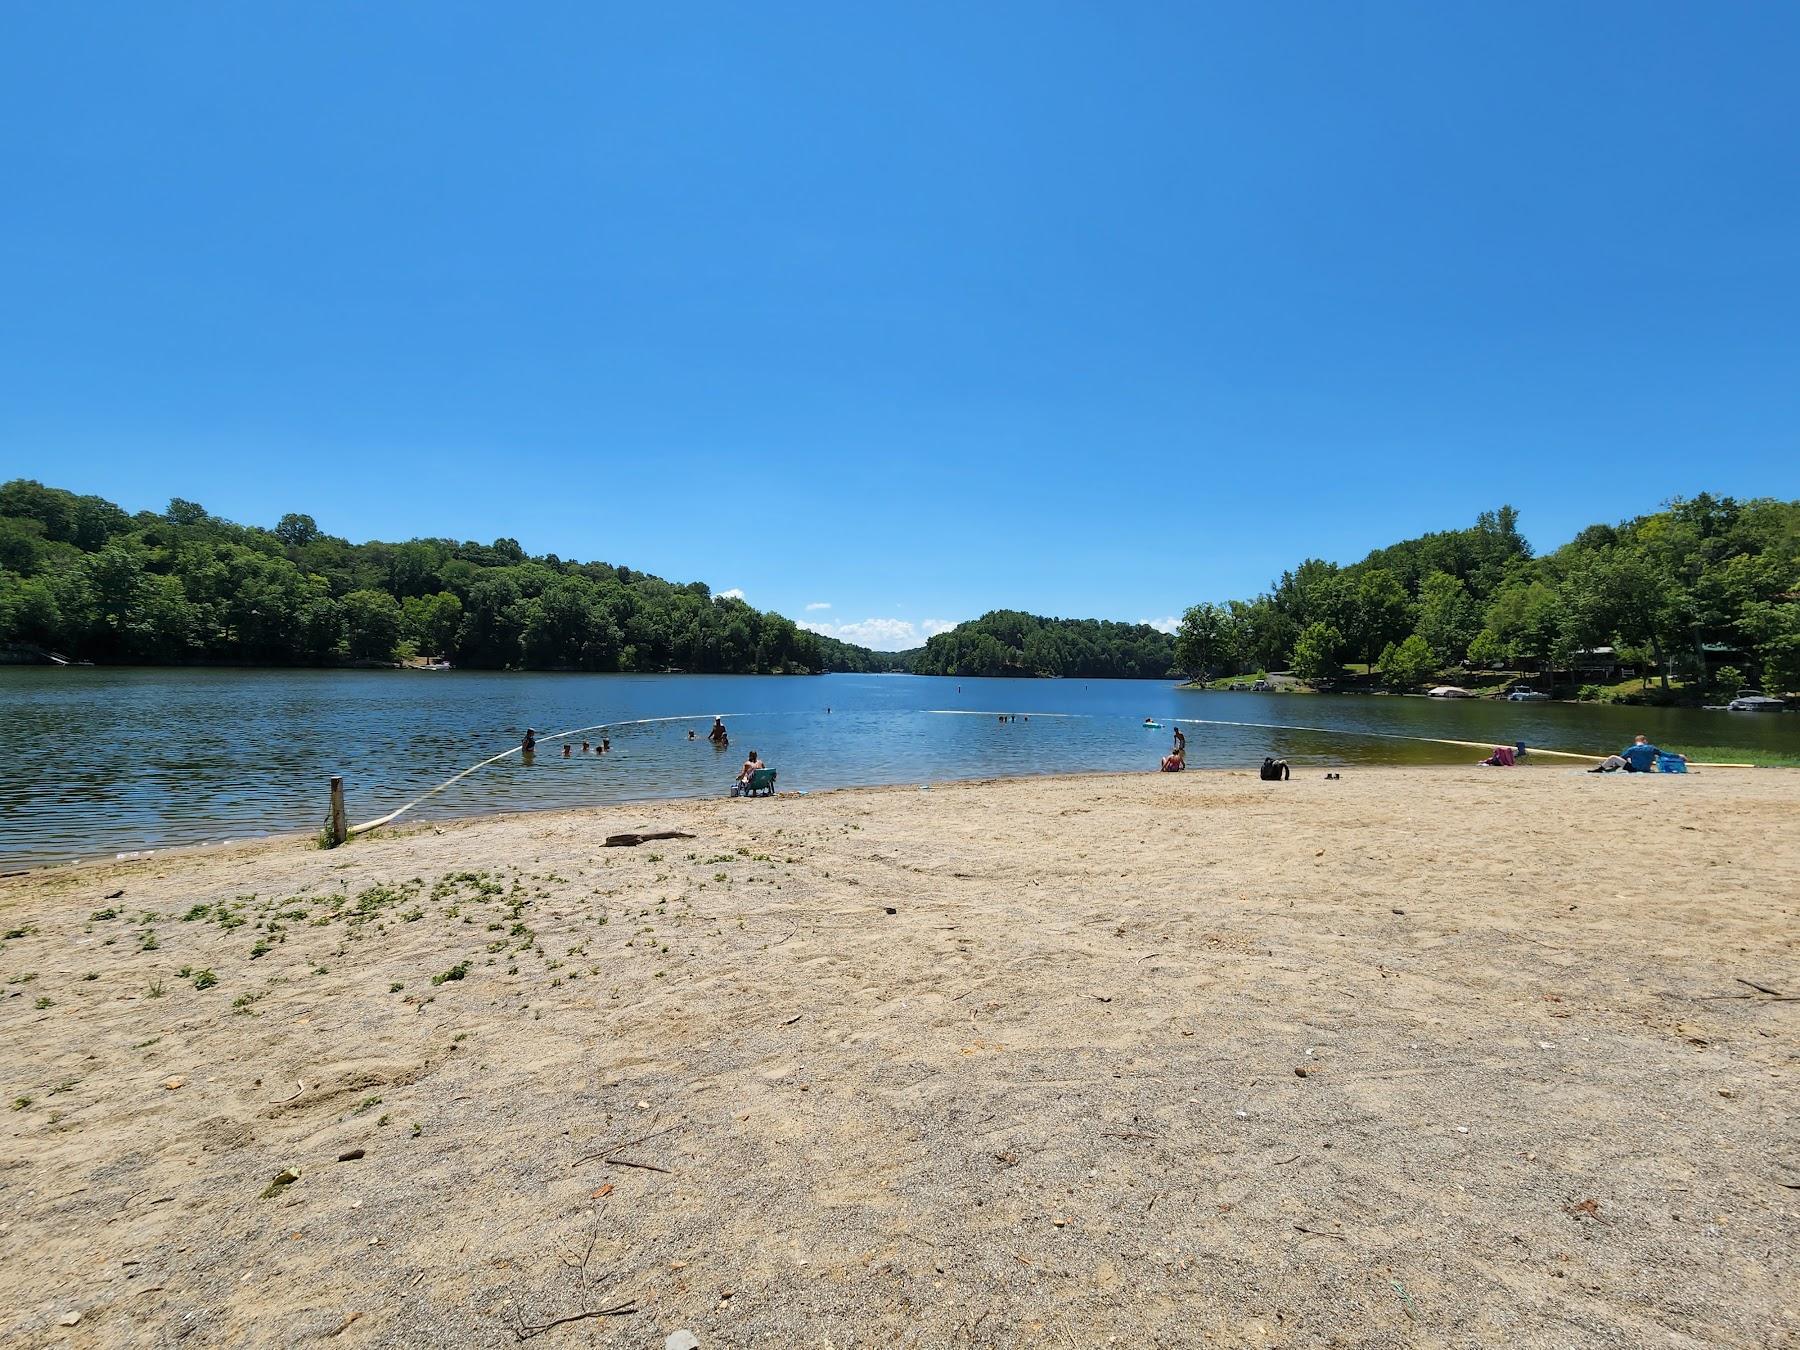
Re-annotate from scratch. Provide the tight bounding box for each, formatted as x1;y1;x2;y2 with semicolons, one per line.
0;668;1791;868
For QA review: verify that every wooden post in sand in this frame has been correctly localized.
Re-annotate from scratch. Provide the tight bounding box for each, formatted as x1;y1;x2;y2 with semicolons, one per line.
328;776;347;847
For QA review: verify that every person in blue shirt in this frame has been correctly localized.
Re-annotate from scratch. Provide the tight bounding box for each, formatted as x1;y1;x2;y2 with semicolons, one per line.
1589;734;1684;773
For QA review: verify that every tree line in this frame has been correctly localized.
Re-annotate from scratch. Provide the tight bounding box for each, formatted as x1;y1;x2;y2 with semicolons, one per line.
1174;497;1800;697
0;480;906;674
912;610;1178;679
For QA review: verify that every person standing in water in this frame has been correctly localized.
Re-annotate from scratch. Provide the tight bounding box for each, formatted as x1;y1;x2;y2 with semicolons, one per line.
521;728;537;757
1171;725;1186;765
709;717;729;748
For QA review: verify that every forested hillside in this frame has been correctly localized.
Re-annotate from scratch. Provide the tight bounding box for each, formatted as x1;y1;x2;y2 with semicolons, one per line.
913;610;1177;679
1175;497;1800;696
0;481;887;674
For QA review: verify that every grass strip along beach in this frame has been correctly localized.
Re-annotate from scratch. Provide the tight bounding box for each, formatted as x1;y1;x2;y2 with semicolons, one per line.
2;766;1796;1346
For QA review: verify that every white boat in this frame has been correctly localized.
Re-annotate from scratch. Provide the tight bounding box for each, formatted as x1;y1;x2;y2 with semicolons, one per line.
1727;690;1786;712
1506;689;1549;702
1427;685;1474;699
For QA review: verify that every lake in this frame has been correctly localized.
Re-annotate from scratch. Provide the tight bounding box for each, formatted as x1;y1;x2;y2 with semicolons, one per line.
2;668;1793;868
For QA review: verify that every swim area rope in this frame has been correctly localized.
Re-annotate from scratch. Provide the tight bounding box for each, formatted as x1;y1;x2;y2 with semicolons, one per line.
350;709;1746;836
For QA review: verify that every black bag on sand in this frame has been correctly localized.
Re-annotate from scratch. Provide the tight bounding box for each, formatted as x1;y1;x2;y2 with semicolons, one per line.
1260;757;1290;781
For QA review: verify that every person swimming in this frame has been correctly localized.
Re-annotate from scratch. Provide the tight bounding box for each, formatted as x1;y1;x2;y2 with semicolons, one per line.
562;743;571;758
601;737;611;754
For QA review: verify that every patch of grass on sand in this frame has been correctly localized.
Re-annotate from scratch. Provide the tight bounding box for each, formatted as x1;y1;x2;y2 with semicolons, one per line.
1682;744;1800;768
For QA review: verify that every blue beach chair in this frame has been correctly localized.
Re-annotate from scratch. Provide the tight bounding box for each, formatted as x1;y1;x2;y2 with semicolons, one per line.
1657;753;1687;774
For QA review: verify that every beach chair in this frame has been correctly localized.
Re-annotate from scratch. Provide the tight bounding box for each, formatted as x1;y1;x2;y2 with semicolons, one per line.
1657;753;1687;774
735;767;777;797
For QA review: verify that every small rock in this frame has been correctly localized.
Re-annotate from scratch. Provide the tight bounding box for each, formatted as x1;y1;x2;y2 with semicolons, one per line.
259;1168;300;1198
1718;1088;1735;1099
337;1148;365;1162
883;906;897;916
666;1332;701;1350
1234;1110;1249;1120
162;1076;185;1091
58;1312;81;1327
1294;1068;1308;1078
636;1100;650;1110
1052;1218;1067;1228
1391;908;1405;915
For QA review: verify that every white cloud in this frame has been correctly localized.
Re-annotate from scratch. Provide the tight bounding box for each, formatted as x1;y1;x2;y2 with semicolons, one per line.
1141;616;1181;634
798;617;924;651
796;613;965;650
717;587;745;601
804;601;831;611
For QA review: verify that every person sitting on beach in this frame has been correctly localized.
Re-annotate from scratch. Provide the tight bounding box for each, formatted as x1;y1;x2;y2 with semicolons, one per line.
1590;734;1681;774
1479;745;1516;767
732;750;766;795
1160;752;1185;772
709;717;728;745
1259;756;1290;781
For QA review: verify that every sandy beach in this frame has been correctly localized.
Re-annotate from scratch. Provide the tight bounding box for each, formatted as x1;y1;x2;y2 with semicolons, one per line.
2;766;1797;1348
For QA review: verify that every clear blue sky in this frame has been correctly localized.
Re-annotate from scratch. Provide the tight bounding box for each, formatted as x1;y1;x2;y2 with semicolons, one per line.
3;4;1796;648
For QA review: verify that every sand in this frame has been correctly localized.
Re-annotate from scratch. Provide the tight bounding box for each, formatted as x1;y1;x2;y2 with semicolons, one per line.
2;766;1797;1348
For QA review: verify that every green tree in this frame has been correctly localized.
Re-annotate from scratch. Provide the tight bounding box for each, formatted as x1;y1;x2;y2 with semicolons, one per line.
341;589;402;662
402;591;464;657
1351;568;1411;665
1414;571;1477;664
1290;623;1344;685
1379;634;1436;690
274;513;320;548
1175;603;1232;679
